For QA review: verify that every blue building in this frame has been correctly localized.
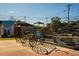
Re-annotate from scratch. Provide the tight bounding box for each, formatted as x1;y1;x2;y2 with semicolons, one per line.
0;20;35;38
0;20;16;37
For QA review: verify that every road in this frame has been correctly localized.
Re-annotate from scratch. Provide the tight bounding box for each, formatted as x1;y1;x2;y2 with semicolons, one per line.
0;40;79;56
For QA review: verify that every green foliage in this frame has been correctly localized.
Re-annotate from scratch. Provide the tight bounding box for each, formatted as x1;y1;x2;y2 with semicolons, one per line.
51;17;62;32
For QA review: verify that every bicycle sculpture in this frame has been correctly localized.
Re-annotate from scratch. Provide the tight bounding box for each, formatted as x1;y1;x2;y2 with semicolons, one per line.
16;21;69;55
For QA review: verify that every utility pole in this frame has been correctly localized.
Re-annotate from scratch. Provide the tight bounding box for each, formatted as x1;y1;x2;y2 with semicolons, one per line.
46;17;48;26
65;4;72;24
67;4;72;24
24;16;26;22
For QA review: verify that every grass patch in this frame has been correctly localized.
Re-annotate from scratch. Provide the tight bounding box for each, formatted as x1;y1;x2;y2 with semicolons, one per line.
0;38;16;40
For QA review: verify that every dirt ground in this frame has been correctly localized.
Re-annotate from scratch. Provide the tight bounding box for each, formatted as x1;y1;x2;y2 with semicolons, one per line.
0;40;79;56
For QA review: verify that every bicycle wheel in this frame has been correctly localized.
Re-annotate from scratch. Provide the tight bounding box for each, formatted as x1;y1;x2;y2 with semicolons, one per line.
21;35;29;46
29;35;37;47
32;46;48;55
16;37;22;43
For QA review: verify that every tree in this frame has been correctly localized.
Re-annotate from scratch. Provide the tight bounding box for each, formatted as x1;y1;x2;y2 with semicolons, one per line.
42;23;52;34
51;17;62;32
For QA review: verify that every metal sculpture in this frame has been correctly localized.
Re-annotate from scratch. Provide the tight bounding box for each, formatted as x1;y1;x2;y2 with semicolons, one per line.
15;22;70;55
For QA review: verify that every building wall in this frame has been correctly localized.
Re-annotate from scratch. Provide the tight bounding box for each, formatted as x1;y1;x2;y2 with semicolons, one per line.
0;21;16;37
0;24;4;37
11;24;14;36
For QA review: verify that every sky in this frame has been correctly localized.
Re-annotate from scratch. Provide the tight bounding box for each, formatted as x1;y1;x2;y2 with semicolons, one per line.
0;3;79;24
